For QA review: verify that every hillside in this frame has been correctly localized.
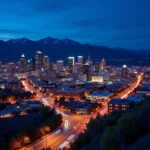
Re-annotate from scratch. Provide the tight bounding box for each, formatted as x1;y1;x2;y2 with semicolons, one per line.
70;98;150;150
0;37;150;65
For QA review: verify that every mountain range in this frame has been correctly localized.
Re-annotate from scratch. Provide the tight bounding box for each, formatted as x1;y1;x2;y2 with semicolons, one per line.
0;37;150;66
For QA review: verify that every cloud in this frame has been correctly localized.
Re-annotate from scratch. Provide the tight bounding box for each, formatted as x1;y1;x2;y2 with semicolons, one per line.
0;28;34;35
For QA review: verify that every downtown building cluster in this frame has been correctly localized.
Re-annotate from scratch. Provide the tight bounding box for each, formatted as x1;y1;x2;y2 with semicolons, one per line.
0;51;150;114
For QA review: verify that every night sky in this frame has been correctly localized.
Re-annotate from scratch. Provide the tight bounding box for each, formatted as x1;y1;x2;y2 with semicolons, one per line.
0;0;150;49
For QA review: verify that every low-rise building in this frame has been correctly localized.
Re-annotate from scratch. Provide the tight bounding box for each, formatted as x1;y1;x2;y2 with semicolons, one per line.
54;88;85;99
28;103;42;110
108;99;133;113
66;101;92;115
86;91;113;101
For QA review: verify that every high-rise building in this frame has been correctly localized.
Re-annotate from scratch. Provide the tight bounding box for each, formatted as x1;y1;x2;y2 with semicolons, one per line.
98;70;110;83
35;51;42;71
122;65;129;78
81;64;92;81
95;62;100;72
56;60;64;72
68;57;74;72
27;58;35;71
78;56;83;65
73;63;82;75
100;58;106;70
48;70;57;79
86;56;92;65
19;54;26;72
7;62;15;72
0;62;2;72
43;56;50;71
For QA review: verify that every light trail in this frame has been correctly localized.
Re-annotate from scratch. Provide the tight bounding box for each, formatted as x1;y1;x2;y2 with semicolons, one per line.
28;129;61;150
67;134;75;141
41;98;68;117
58;141;69;150
22;81;33;93
121;73;143;99
64;120;69;130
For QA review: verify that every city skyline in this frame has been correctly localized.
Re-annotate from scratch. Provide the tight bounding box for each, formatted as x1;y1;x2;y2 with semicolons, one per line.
0;0;150;49
0;1;150;150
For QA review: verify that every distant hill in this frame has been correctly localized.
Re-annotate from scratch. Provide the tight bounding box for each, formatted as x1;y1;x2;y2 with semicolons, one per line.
0;37;150;66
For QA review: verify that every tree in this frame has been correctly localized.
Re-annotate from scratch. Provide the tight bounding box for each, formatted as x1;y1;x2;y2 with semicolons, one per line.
96;112;101;120
23;136;31;145
117;114;142;145
69;97;74;102
9;137;21;150
127;134;150;150
59;97;65;107
86;119;103;138
54;97;59;105
27;127;42;142
70;132;91;150
0;137;7;150
42;125;51;133
40;106;53;121
16;130;27;145
100;127;120;150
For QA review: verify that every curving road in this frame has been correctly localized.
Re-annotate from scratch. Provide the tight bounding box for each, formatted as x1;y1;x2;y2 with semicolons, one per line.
22;81;93;150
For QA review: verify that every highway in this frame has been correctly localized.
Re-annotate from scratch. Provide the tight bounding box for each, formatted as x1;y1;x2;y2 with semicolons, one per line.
21;73;143;150
121;73;143;99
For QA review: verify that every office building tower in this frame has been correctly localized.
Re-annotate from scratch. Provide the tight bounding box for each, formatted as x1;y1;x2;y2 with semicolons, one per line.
73;63;82;75
68;57;74;72
27;58;35;71
48;70;57;79
95;62;100;72
35;51;42;71
100;58;106;70
122;65;129;78
7;62;15;72
57;60;64;72
19;54;26;72
43;56;50;71
86;56;92;65
78;56;83;65
81;64;92;81
0;62;2;72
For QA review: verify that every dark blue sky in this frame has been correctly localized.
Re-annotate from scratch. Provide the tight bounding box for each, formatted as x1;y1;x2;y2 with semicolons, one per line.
0;0;150;49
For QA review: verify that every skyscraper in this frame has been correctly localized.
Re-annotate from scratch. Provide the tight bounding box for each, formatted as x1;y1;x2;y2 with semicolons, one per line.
73;63;82;75
86;56;92;65
95;62;100;72
57;60;64;72
7;62;15;72
122;65;129;78
0;62;2;72
78;56;83;65
100;58;106;70
43;56;50;71
35;51;42;71
27;58;35;71
81;64;92;81
68;57;74;72
19;54;26;72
